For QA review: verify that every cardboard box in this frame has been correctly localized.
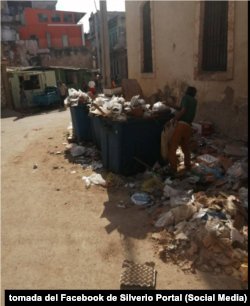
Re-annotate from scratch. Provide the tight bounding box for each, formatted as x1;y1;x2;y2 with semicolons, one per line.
192;121;212;136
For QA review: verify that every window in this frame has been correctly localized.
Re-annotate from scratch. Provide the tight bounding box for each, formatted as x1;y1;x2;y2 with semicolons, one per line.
19;75;40;91
30;34;37;40
65;71;77;85
142;2;153;73
51;14;61;22
202;1;228;72
63;14;73;22
38;13;48;22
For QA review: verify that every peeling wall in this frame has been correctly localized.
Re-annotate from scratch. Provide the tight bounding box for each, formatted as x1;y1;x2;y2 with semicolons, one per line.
126;1;248;141
2;41;93;69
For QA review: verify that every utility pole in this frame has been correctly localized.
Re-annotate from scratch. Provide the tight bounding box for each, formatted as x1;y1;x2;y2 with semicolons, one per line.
93;0;101;71
94;14;101;71
99;0;111;88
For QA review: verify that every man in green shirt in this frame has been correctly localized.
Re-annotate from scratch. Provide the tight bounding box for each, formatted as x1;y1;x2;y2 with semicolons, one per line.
164;86;197;174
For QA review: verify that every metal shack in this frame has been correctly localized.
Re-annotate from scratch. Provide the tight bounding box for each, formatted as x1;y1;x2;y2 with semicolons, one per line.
7;68;57;108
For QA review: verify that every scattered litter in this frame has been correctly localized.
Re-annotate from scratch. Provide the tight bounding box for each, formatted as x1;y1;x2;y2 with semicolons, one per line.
56;151;62;155
70;146;86;157
131;193;151;205
67;122;73;130
70;171;76;174
224;145;248;157
33;164;38;169
66;143;77;150
196;154;219;166
117;203;126;209
82;174;106;187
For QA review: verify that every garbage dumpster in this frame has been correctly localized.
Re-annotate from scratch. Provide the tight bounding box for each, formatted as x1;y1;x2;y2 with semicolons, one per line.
70;104;93;143
90;115;102;150
100;113;173;175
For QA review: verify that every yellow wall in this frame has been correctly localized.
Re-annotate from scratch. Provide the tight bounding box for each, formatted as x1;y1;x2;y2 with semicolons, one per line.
125;1;248;140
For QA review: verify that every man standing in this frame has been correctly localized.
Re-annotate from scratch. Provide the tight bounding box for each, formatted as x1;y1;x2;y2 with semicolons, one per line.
58;80;67;109
165;86;197;174
88;78;96;95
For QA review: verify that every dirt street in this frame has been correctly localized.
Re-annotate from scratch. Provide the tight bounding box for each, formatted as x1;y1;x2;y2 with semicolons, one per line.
1;108;242;300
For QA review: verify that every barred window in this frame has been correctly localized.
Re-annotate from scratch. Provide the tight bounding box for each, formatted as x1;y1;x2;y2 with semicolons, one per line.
202;1;228;71
142;2;153;73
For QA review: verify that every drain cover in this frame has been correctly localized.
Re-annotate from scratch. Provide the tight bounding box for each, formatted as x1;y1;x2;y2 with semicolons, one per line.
120;260;156;288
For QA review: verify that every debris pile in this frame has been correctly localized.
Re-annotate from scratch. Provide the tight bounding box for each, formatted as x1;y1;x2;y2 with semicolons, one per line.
64;88;91;106
89;95;171;121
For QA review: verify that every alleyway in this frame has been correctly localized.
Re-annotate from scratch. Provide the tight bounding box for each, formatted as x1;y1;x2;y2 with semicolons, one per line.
1;109;242;299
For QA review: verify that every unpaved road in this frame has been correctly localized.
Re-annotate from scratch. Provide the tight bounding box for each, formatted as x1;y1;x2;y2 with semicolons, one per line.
1;108;242;301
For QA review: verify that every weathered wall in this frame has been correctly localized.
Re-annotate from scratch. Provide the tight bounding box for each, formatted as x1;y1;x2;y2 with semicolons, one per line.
1;59;13;109
42;47;92;69
126;1;248;141
1;41;92;69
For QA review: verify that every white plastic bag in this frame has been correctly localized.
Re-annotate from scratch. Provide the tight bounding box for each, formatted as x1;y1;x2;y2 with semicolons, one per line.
89;173;106;186
170;196;192;207
70;145;86;157
152;102;168;112
163;185;180;197
131;95;140;108
67;122;73;130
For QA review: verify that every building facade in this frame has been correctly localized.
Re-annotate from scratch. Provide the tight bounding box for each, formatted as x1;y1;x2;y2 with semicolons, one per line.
88;11;128;82
1;1;92;69
125;1;248;141
19;8;85;48
108;13;127;83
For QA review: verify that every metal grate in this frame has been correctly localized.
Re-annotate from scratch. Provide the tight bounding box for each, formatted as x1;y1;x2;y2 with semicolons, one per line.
142;2;153;73
202;1;228;72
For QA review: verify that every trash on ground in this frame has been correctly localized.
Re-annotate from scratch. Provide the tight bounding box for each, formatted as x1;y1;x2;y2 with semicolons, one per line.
33;164;38;169
82;173;106;187
70;145;86;157
131;193;151;205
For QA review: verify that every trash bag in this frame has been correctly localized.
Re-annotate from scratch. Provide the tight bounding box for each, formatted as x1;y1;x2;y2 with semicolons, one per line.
70;145;86;157
226;159;248;180
88;173;106;186
163;185;180;198
131;193;150;205
170;195;192;208
155;211;175;228
171;204;197;225
152;102;168;112
131;95;140;108
161;121;175;161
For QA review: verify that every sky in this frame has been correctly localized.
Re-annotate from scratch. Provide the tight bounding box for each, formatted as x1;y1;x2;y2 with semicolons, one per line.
56;0;125;33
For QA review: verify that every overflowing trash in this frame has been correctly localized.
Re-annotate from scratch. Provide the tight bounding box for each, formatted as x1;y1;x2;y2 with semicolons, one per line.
62;91;248;287
89;95;171;121
64;89;91;106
